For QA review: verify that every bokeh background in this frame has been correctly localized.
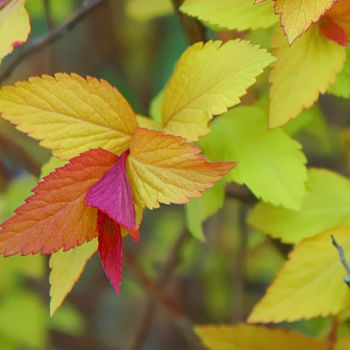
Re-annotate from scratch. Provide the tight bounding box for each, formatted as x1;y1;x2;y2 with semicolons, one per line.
1;0;350;349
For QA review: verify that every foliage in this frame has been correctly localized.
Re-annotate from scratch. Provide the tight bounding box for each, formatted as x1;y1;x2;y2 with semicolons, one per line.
1;0;350;349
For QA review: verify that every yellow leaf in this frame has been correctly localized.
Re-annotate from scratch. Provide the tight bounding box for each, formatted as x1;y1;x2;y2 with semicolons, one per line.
136;114;160;130
49;239;98;317
0;73;138;160
196;324;327;350
248;227;350;323
180;0;277;31
126;128;235;209
269;25;345;128
248;169;350;243
273;0;337;44
0;0;30;61
125;0;172;21
161;40;274;141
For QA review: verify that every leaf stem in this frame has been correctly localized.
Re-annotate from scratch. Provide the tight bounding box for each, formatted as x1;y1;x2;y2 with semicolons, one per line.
331;235;350;288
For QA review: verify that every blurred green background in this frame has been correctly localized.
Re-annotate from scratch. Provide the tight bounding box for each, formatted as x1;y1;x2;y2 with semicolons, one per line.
1;0;350;349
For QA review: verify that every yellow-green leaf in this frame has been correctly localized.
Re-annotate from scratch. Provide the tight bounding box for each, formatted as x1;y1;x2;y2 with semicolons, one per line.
199;106;307;210
125;0;172;21
0;73;138;160
180;0;278;31
248;227;350;323
49;239;98;317
161;40;274;141
269;25;346;128
196;324;327;350
0;0;30;61
328;48;350;98
185;180;225;241
248;169;350;243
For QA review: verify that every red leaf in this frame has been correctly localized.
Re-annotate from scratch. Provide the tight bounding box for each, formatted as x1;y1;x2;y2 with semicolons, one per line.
86;151;136;231
319;16;348;46
97;212;123;294
0;148;118;256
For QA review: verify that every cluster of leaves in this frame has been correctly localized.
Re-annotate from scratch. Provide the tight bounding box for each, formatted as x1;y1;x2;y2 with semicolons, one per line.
3;0;350;349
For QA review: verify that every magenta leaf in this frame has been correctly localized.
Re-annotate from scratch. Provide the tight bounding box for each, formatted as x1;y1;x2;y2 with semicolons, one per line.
86;151;136;230
97;211;123;294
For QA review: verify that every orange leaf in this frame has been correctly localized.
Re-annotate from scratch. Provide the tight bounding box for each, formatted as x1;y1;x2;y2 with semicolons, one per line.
126;128;236;209
0;148;118;256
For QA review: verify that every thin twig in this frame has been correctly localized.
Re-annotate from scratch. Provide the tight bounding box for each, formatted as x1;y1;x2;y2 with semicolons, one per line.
43;0;54;30
225;183;256;205
128;228;190;350
0;0;106;83
331;235;350;288
170;0;207;44
124;250;207;350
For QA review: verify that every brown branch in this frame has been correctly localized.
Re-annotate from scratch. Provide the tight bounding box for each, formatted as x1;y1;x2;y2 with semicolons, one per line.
225;183;256;205
128;228;190;350
0;0;107;83
124;250;207;350
43;0;54;30
170;0;207;44
327;316;339;350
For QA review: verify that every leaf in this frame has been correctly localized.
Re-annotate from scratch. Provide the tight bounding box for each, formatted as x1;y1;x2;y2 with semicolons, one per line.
248;169;350;243
97;212;123;294
0;291;47;349
326;0;350;36
161;40;274;141
328;47;350;98
185;180;225;241
136;115;160;130
199;107;307;210
319;16;348;46
248;227;350;323
0;148;118;256
86;151;136;231
272;0;337;44
0;73;137;160
49;239;98;317
336;337;350;350
125;0;172;21
0;0;30;61
180;0;277;31
126;128;236;209
196;324;327;350
269;25;346;128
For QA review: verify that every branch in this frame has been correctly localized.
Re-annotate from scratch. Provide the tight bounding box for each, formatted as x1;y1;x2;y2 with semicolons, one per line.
225;183;256;205
170;0;207;44
331;235;350;288
0;0;106;83
124;250;207;350
128;228;190;350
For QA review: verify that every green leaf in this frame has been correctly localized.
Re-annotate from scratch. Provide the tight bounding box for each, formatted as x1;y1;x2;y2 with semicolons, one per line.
180;0;278;31
248;169;350;243
199;106;307;210
186;180;225;241
125;0;173;22
328;49;350;98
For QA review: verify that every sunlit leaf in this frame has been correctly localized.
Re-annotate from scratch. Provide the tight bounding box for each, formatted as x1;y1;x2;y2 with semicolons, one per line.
0;73;137;160
162;40;274;140
269;25;346;128
126;128;235;209
248;227;350;323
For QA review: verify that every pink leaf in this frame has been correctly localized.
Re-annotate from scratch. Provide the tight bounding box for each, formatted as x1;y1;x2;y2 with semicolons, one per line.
97;212;123;294
86;151;136;230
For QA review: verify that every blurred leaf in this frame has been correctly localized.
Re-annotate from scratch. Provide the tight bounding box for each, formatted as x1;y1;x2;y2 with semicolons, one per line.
125;0;173;22
49;304;85;336
186;180;225;241
0;291;47;349
328;48;350;98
